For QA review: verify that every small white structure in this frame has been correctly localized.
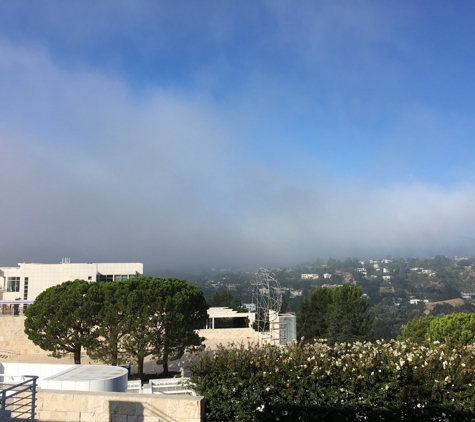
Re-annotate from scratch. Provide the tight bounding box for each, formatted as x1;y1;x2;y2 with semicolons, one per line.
323;273;332;279
267;310;297;346
243;303;256;312
301;274;319;280
1;362;128;392
289;289;302;298
205;307;254;329
42;365;128;392
461;292;475;300
149;378;195;395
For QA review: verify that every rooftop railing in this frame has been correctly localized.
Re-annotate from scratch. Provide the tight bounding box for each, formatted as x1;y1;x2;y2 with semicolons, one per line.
0;375;38;421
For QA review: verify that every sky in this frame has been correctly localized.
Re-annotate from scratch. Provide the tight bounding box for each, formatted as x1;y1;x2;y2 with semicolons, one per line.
2;1;475;272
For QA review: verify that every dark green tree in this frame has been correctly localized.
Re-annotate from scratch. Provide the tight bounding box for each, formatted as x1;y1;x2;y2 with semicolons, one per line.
208;289;240;308
327;284;372;345
24;280;99;364
86;280;133;366
120;277;208;381
153;278;208;376
280;294;291;313
297;287;333;341
121;277;163;382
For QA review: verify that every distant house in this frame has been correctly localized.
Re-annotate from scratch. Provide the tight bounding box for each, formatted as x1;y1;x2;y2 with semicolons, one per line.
243;303;256;312
290;289;303;298
301;274;319;280
409;299;428;305
461;292;475;300
382;275;392;281
323;273;332;279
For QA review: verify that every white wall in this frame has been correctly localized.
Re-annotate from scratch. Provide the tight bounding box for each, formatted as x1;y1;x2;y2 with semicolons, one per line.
0;262;143;301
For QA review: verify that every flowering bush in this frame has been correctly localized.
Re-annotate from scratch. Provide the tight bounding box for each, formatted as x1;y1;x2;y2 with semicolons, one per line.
185;339;475;421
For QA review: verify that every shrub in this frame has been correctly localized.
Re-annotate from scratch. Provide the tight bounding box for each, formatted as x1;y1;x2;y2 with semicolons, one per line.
185;340;475;421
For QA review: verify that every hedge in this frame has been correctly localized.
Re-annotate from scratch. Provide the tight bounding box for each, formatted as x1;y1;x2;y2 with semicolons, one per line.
185;339;475;421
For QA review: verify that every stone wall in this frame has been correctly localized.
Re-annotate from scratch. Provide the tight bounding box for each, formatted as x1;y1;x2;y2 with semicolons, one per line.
0;316;43;354
37;390;204;422
0;317;260;356
198;327;258;342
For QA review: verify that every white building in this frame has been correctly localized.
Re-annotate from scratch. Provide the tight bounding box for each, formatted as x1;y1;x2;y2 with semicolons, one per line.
0;261;143;301
301;274;319;279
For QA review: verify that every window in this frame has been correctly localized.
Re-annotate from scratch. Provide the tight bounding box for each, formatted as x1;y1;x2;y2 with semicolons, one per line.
97;274;113;283
23;277;28;300
114;275;129;281
7;277;20;292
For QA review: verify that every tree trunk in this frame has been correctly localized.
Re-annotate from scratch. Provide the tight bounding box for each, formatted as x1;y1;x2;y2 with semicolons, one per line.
163;353;169;377
74;346;81;364
138;357;144;384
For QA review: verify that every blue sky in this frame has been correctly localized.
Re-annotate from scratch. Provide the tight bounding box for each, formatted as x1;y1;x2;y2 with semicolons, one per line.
1;1;475;270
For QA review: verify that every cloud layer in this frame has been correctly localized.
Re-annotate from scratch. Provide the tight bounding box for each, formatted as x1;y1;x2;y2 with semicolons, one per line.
1;3;475;271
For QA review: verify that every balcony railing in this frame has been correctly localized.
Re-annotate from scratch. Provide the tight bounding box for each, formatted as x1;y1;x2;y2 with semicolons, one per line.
0;375;38;421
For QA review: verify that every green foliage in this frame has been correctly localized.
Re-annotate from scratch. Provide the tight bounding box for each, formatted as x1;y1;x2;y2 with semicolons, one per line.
297;287;333;340
399;313;475;347
86;280;134;365
298;284;371;345
24;277;208;381
398;315;435;344
120;277;163;381
208;289;237;307
280;294;290;313
152;278;208;375
24;280;100;364
427;313;475;346
120;277;208;380
186;340;475;421
327;284;372;345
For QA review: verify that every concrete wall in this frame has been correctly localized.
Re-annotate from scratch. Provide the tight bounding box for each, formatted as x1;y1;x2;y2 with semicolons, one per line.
198;327;258;342
0;317;260;355
36;390;204;422
1;362;74;384
0;316;43;354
